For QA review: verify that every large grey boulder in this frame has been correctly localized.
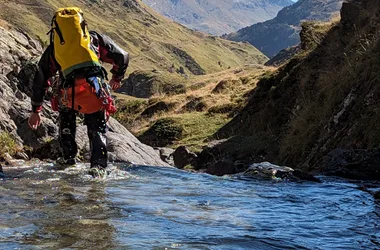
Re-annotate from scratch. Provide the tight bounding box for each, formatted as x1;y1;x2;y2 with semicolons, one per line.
0;25;56;149
76;118;170;166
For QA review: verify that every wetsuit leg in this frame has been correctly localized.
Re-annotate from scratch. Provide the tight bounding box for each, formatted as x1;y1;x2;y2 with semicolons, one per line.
59;108;78;160
84;110;108;168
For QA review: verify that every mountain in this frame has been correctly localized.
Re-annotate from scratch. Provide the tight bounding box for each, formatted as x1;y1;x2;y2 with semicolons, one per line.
207;0;380;179
0;0;267;75
142;0;293;35
224;0;343;57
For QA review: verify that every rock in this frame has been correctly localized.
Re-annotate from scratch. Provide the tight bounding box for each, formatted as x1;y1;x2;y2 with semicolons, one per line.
212;79;240;94
0;25;53;153
117;70;186;98
206;160;235;176
156;147;175;166
74;118;170;166
31;139;61;160
116;70;160;98
374;191;380;200
3;152;25;167
123;0;142;12
141;101;175;118
138;118;183;147
15;151;29;160
265;45;301;67
172;146;197;169
106;131;169;166
180;97;207;112
322;148;380;180
239;162;319;182
17;58;39;98
14;90;24;100
292;169;321;183
243;162;294;179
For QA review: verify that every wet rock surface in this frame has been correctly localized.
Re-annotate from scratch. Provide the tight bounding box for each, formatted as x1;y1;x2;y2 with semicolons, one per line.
322;148;380;180
156;147;175;166
172;146;197;169
239;162;320;182
374;191;380;200
206;160;236;176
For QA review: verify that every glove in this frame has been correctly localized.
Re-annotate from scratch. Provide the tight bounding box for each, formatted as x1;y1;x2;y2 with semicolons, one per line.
109;76;122;90
28;112;41;130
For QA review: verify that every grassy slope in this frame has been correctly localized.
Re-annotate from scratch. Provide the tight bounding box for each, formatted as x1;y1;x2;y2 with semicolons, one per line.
114;65;273;151
214;0;380;170
0;0;268;74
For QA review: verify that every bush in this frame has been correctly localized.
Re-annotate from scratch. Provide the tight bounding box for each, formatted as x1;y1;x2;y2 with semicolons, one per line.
114;99;148;128
208;103;238;114
162;82;187;95
138;118;183;147
0;131;18;158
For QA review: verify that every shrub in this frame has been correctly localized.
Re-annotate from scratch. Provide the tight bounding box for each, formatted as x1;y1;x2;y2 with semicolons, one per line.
208;103;238;114
0;131;18;158
138;118;184;147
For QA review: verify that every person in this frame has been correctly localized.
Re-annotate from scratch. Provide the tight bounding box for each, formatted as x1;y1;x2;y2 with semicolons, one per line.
28;7;129;176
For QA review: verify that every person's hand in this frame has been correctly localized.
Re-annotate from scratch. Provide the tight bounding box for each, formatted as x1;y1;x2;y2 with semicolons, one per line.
109;78;121;90
28;112;41;130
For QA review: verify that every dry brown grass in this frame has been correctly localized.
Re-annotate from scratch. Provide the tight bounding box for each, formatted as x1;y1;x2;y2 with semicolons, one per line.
0;19;10;29
115;64;272;149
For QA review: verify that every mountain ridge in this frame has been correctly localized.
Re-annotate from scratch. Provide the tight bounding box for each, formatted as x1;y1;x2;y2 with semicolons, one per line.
142;0;293;35
0;0;268;75
224;0;343;57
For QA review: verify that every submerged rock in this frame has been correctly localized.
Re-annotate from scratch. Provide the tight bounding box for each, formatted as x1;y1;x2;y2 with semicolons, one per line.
242;162;320;182
243;162;294;179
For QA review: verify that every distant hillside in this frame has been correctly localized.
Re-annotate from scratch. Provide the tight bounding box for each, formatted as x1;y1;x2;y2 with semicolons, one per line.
224;0;343;57
142;0;293;35
0;0;268;75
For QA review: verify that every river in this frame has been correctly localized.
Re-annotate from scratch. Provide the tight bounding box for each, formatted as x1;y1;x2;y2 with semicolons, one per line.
0;162;379;249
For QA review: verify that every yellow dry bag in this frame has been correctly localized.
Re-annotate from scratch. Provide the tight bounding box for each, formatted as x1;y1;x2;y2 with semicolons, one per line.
50;7;101;77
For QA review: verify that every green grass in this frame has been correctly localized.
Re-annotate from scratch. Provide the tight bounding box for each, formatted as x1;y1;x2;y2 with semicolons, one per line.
170;112;231;151
0;131;18;158
114;65;272;150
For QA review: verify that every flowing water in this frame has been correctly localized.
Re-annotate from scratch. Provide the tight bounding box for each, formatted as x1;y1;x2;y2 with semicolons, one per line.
0;162;379;249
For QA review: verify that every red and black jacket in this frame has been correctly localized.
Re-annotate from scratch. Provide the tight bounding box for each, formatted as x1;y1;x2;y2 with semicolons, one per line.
31;31;129;113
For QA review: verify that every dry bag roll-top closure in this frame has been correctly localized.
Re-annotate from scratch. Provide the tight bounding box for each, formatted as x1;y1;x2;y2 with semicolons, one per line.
49;7;110;114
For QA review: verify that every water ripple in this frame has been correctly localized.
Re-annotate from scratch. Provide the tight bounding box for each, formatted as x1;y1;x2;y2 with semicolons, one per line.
0;163;379;249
